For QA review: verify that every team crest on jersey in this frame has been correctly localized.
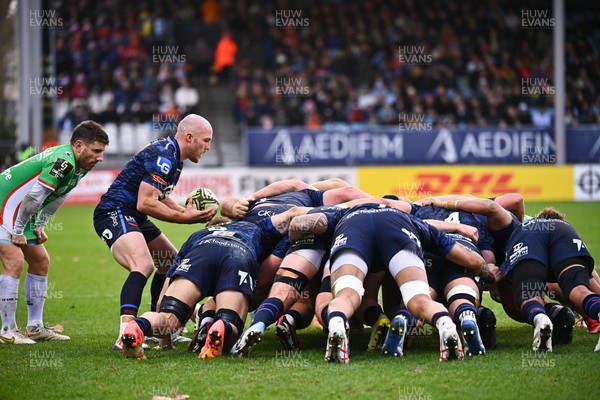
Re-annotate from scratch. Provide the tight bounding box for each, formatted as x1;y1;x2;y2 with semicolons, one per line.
509;242;529;264
176;258;191;273
331;234;347;250
49;158;73;180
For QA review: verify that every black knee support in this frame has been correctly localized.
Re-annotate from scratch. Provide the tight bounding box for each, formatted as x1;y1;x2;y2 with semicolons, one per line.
447;293;476;306
557;261;590;299
319;275;332;294
274;268;310;292
159;295;192;326
215;308;245;334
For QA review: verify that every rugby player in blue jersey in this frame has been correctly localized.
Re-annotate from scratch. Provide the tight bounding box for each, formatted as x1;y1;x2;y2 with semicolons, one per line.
321;204;498;363
93;114;215;350
191;179;373;351
502;207;599;352
410;204;495;355
119;207;310;360
421;196;580;347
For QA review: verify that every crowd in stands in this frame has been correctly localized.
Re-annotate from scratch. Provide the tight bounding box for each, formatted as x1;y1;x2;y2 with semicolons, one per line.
52;0;599;131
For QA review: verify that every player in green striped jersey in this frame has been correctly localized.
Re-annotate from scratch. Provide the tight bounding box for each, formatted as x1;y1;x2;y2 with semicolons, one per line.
0;120;108;344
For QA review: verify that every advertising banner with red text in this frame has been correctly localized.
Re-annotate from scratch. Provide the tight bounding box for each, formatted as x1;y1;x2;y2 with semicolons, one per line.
358;165;574;201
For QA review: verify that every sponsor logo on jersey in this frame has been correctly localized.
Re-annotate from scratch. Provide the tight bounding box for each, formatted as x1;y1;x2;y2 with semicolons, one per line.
150;174;167;187
49;158;73;180
258;209;275;217
109;211;119;227
238;270;255;291
509;242;529;264
176;258;191;273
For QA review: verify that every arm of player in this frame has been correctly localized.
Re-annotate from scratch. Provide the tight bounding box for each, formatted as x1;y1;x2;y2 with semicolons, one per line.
421;197;513;231
423;220;479;243
137;181;214;223
288;212;330;243
444;244;500;284
246;179;317;202
12;181;54;245
339;197;413;212
310;178;351;190
220;197;249;219
32;194;68;244
414;194;475;206
270;206;312;234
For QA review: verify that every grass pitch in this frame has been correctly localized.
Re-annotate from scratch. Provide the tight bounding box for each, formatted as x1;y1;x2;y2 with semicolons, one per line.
1;202;599;400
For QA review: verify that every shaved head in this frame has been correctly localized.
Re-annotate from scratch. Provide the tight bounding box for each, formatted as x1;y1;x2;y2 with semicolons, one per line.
174;114;214;162
176;114;213;137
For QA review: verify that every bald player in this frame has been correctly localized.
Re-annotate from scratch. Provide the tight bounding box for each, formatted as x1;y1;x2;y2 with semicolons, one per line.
93;114;216;350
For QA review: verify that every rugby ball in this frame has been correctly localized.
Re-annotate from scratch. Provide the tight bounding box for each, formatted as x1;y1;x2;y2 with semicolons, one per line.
187;188;219;211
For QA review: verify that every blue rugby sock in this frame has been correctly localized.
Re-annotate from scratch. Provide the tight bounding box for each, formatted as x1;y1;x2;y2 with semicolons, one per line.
150;273;166;312
522;300;546;325
455;303;477;324
133;317;151;335
120;272;147;317
583;294;600;322
253;297;284;328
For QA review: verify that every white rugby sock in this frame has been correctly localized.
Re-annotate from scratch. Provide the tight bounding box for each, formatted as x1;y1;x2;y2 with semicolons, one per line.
119;315;134;336
25;273;47;329
435;315;454;331
328;316;345;332
0;274;20;333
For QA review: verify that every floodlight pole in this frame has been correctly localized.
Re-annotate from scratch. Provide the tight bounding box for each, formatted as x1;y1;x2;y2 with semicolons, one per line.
553;0;565;165
16;0;43;151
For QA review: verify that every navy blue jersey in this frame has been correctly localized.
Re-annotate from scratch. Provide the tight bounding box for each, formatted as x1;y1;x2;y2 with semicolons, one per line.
98;137;183;210
249;189;325;210
172;219;282;272
411;204;494;252
501;218;595;277
330;204;456;272
425;233;484;297
289;206;347;253
242;189;325;258
490;217;521;265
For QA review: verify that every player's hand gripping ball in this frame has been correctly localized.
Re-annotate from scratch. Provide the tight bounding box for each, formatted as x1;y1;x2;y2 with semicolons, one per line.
187;188;220;212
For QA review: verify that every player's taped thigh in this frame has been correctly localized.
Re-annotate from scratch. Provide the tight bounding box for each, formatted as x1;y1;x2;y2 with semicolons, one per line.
274;267;310;293
215;308;245;334
400;280;431;305
388;249;425;278
331;249;368;276
159;295;193;326
556;258;591;299
446;284;478;306
331;275;365;299
293;249;326;271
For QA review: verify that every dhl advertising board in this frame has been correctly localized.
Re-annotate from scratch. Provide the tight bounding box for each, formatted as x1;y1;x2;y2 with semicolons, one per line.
358;166;574;201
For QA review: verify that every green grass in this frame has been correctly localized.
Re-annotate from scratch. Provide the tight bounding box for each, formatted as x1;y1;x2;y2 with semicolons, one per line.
1;202;599;400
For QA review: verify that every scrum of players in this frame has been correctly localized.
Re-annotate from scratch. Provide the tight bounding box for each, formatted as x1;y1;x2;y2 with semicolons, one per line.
2;116;597;363
118;175;600;362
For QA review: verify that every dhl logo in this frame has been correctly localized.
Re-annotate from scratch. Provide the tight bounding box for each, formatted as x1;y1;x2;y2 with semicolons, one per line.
393;172;525;198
